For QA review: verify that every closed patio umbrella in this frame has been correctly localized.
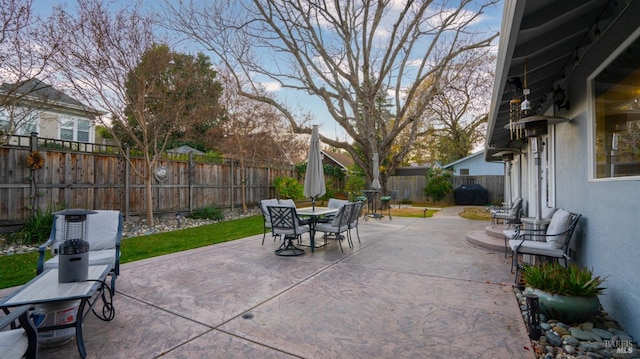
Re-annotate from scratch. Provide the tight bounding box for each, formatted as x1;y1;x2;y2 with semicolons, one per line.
371;152;381;190
303;125;326;210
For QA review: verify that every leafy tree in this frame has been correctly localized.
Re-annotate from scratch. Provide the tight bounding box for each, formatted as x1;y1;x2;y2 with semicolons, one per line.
42;1;223;224
423;167;453;203
162;0;499;193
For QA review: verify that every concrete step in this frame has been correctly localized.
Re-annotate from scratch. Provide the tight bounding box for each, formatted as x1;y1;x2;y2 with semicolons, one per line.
485;224;508;239
466;229;510;254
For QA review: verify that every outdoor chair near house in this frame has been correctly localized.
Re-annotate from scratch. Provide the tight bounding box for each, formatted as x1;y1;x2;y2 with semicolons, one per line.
348;201;365;244
267;206;310;256
315;203;354;253
507;208;581;283
260;198;280;245
491;197;523;226
0;305;38;359
502;206;558;257
37;210;123;293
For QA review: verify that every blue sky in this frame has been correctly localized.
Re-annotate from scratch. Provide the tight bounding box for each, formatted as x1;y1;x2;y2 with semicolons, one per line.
31;0;504;142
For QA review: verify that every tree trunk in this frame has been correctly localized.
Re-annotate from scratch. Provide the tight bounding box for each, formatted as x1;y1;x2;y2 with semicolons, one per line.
144;174;155;225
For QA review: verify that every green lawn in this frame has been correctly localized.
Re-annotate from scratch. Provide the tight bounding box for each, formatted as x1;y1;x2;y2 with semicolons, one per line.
0;215;264;290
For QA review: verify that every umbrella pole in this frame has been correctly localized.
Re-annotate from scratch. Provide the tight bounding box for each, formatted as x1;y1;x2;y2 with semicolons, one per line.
312;197;316;211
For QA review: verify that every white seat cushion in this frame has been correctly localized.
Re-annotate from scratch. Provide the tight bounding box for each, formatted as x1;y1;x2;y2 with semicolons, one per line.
278;199;296;207
43;248;117;270
327;198;349;209
52;210;120;251
503;229;518;239
546;208;573;249
0;330;28;359
260;199;279;226
509;239;565;257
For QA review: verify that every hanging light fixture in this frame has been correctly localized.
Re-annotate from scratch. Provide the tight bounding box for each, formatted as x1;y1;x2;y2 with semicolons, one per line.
521;59;531;116
510;98;522;140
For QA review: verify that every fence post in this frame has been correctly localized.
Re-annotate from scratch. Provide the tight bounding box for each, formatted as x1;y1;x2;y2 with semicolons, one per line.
29;132;39;217
124;145;130;222
230;159;235;211
189;152;194;214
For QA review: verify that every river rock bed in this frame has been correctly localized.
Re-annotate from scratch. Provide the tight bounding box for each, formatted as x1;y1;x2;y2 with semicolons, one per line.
515;287;639;358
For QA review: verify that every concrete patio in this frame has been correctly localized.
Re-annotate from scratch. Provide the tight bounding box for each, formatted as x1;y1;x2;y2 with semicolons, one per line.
3;206;535;358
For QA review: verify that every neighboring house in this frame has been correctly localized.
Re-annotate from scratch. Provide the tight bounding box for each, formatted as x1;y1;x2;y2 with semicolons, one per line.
167;145;206;155
485;0;639;339
0;78;103;143
442;151;503;176
320;149;354;171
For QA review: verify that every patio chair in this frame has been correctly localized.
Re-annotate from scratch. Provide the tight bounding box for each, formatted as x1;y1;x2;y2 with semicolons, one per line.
260;199;280;245
508;208;581;283
503;206;558;257
348;201;365;244
37;210;123;293
318;198;350;223
491;197;523;226
0;305;38;359
268;206;310;256
315;203;354;252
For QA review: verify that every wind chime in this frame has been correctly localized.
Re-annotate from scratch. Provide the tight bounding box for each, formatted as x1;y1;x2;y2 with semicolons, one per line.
510;59;531;140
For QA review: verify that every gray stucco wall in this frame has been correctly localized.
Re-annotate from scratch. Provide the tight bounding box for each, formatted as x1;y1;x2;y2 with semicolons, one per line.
552;19;640;339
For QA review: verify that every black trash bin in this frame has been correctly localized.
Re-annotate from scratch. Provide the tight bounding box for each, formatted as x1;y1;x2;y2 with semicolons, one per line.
453;184;489;205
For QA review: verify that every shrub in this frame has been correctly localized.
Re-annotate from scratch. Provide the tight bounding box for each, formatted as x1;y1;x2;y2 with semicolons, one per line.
423;167;453;202
189;205;224;220
522;263;606;296
273;176;303;199
9;208;55;245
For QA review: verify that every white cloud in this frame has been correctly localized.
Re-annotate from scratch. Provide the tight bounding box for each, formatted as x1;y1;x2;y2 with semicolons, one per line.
261;81;282;92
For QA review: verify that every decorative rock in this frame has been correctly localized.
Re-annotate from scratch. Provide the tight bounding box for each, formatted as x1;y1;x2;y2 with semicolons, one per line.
556;321;570;329
591;328;614;340
582;322;595;331
565;344;577;354
565;337;581;346
572;328;602;341
581;341;605;351
541;322;551;331
554;326;570;336
546;331;563;346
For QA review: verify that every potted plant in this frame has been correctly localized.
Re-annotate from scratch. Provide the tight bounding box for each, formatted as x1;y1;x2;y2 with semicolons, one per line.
521;262;606;323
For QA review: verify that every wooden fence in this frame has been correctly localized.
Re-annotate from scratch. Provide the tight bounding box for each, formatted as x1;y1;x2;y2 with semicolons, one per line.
387;174;504;205
0;134;295;224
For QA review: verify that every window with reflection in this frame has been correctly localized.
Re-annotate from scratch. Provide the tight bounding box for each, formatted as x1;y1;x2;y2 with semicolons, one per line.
592;35;640;179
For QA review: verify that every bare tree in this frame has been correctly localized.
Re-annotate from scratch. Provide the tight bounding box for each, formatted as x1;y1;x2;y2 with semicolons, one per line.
420;49;495;165
41;0;222;224
161;0;499;191
215;68;306;211
0;0;57;144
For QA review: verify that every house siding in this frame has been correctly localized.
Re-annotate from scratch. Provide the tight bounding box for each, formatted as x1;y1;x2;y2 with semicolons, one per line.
551;18;640;339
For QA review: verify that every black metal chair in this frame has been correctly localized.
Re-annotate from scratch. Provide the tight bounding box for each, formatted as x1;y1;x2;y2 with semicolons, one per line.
260;199;279;245
508;209;582;283
491;197;523;226
315;203;354;252
348;201;365;244
0;305;38;359
267;206;310;256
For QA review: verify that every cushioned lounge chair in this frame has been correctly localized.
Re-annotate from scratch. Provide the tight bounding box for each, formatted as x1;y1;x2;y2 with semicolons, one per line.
37;210;123;293
507;208;581;283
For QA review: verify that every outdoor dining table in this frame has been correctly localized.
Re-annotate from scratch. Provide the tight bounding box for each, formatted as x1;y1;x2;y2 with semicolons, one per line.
296;206;338;252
